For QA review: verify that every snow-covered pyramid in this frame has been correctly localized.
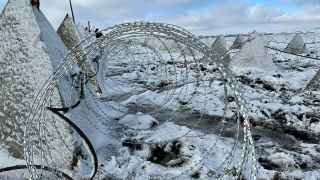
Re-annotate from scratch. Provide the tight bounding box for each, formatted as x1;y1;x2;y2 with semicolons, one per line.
57;14;100;93
0;0;73;159
285;34;307;54
32;2;76;106
57;12;127;165
230;34;246;49
306;70;320;91
57;14;85;73
57;14;82;50
231;33;276;71
211;36;231;65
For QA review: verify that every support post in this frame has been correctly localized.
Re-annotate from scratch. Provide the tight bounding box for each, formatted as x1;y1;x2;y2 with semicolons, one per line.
31;0;40;9
69;0;76;23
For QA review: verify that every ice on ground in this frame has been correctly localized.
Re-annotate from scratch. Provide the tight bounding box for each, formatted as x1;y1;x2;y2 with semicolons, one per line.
144;122;191;143
122;90;180;111
267;152;296;169
67;85;127;163
119;113;159;130
310;122;320;134
102;119;320;179
103;122;230;179
100;78;146;100
285;170;320;180
0;149;27;179
104;121;320;180
39;30;320;179
0;149;24;168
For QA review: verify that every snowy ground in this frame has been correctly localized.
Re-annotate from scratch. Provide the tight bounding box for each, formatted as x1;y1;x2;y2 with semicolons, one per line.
69;32;320;179
2;31;320;179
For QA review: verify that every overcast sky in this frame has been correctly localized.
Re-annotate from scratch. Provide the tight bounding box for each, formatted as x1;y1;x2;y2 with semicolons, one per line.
1;0;320;35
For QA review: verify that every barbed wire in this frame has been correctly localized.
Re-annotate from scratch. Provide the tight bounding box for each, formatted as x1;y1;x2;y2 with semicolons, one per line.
23;22;257;180
266;45;320;61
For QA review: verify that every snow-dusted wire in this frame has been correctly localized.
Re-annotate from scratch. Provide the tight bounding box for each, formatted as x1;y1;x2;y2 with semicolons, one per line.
24;22;257;180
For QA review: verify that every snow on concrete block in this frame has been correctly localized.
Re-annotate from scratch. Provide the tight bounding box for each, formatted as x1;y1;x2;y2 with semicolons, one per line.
32;4;78;106
0;0;57;146
285;34;307;54
119;113;159;130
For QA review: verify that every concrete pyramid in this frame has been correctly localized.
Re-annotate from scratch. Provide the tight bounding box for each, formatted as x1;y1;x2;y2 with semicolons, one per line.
0;0;74;162
306;70;320;91
57;14;99;92
231;35;246;49
285;34;307;54
56;12;128;170
32;1;76;106
231;33;276;71
211;36;231;65
57;14;82;50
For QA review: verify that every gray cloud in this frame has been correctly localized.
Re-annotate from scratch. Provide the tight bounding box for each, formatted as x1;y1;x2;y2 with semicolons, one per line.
1;0;319;35
154;1;320;34
41;0;197;29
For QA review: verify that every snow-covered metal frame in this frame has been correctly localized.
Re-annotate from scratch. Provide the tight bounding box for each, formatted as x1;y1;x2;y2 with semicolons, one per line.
24;22;257;179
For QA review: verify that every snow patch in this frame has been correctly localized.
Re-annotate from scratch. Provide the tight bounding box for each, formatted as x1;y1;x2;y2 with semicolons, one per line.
119;113;159;130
